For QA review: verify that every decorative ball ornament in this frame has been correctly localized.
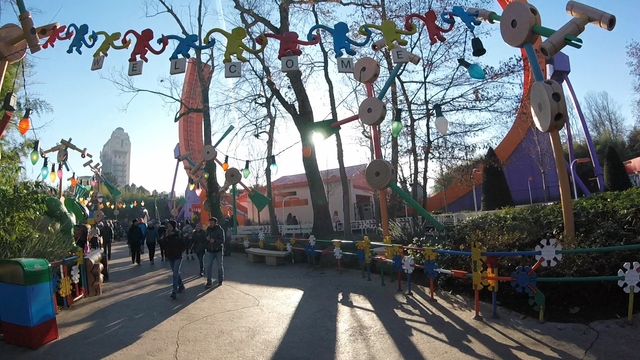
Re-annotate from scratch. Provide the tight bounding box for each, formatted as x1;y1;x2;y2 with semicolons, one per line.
365;159;395;190
402;256;415;274
353;57;381;83
618;262;640;294
530;79;568;133
499;1;541;48
201;145;217;161
358;97;387;126
302;145;311;158
225;168;242;185
535;237;563;267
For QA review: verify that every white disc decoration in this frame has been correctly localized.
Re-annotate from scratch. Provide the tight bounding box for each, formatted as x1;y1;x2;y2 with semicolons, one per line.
358;97;386;126
534;238;562;267
334;247;343;260
402;256;415;274
201;145;217;161
93;210;105;223
499;1;541;48
530;79;568;133
365;159;395;190
309;235;316;247
353;57;380;83
225;168;242;185
618;262;640;293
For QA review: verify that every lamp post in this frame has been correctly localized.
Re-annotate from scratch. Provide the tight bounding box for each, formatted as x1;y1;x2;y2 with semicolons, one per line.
282;196;293;225
471;168;481;212
571;158;591;200
528;177;534;204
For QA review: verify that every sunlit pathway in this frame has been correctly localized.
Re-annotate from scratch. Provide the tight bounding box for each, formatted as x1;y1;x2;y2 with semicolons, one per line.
0;242;638;359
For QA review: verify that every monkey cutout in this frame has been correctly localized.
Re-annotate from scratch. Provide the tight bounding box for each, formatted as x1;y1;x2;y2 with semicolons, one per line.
122;29;168;62
307;22;371;58
65;23;97;55
255;31;320;59
161;34;215;60
43;25;73;49
441;6;481;33
203;27;267;63
93;31;131;57
405;10;454;45
359;20;416;50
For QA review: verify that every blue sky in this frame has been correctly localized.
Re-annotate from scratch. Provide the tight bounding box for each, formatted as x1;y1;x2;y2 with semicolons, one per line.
15;0;639;195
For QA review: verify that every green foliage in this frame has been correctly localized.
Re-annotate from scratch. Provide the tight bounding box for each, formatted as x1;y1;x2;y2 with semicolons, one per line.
481;147;514;210
0;182;75;260
604;145;633;191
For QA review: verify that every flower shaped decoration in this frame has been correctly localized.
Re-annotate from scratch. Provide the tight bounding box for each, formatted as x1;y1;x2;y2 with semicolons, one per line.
275;240;285;251
76;247;84;266
402;256;415;274
618;262;640;294
243;239;250;248
259;240;265;249
393;255;403;271
356;237;372;263
305;244;315;256
258;231;265;241
528;286;546;311
309;235;316;247
71;265;80;284
334;248;343;260
286;243;292;253
423;260;439;279
510;266;536;293
59;277;72;297
50;271;61;295
535;237;563;267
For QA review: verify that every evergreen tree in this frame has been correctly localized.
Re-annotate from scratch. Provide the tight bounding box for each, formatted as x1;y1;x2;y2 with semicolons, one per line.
481;147;514;210
603;145;633;191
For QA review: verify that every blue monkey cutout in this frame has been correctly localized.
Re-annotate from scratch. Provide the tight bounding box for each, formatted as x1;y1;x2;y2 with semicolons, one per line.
307;22;372;58
65;23;97;55
441;6;481;33
160;34;217;60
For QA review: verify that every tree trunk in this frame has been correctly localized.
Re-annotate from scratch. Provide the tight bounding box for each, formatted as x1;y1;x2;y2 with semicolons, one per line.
265;99;279;235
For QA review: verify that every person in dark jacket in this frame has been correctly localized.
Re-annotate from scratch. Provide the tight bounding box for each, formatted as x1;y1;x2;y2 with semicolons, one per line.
102;221;113;260
192;223;207;277
163;220;185;299
145;222;160;264
74;224;89;253
157;222;167;261
204;217;225;288
127;219;144;265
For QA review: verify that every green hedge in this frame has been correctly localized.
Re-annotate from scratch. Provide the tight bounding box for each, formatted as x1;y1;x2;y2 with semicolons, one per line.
408;188;640;322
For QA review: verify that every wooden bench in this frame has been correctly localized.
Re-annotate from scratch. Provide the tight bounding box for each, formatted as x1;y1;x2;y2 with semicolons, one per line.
245;248;289;266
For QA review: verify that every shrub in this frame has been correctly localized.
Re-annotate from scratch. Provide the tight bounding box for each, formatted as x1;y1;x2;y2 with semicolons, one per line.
604;145;633;191
481;147;514;210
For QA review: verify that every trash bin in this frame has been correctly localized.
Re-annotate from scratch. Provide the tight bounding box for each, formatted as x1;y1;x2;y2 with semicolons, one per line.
0;258;58;349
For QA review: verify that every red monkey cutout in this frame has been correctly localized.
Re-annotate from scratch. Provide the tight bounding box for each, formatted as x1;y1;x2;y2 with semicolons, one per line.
42;25;73;49
122;28;168;62
256;32;320;59
405;10;453;45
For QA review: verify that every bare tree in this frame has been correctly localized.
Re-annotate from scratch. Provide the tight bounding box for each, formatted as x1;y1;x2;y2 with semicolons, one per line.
583;90;627;144
627;40;640;122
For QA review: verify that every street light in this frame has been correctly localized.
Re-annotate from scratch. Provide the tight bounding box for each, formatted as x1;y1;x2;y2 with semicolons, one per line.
528;176;534;204
471;168;481;212
571;158;591;200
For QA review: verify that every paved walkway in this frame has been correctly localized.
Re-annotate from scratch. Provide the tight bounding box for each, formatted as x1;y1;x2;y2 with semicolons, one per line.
1;242;638;359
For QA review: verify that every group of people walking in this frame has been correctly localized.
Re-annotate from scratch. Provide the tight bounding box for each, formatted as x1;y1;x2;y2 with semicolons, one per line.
126;217;226;299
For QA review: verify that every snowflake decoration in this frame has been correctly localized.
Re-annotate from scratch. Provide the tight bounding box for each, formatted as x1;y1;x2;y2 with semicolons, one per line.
71;265;80;284
535;238;562;267
258;231;265;241
58;277;72;297
50;272;61;295
618;262;640;294
286;243;292;253
402;256;415;274
423;260;439;279
510;266;536;293
243;239;250;248
309;235;316;247
305;244;315;256
334;248;343;260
